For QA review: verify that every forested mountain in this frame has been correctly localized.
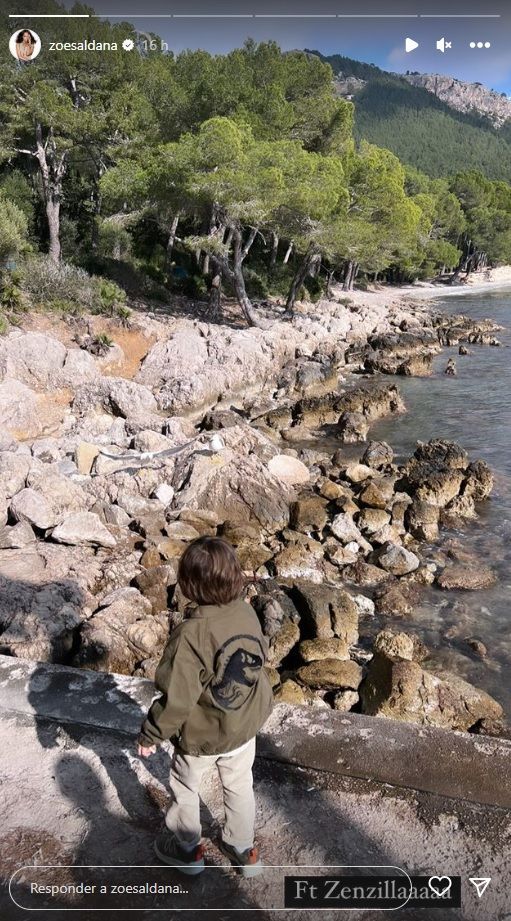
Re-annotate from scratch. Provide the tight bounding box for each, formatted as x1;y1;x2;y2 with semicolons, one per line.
308;51;511;180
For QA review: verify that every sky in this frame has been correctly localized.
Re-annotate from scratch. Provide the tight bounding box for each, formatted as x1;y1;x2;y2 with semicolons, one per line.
9;0;511;94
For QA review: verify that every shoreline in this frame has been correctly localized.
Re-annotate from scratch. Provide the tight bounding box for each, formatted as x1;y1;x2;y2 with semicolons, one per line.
342;265;511;312
0;278;507;739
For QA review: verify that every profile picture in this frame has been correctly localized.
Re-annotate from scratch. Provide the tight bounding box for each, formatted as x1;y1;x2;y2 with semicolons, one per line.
9;29;41;62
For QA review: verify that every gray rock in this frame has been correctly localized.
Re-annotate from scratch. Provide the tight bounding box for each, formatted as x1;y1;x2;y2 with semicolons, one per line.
0;452;31;498
74;587;166;674
378;542;420;576
31;438;62;464
0;331;66;386
11;488;57;531
153;483;175;506
0;379;42;438
330;513;372;552
0;521;36;549
73;377;158;420
336;411;369;443
361;441;394;470
51;512;116;548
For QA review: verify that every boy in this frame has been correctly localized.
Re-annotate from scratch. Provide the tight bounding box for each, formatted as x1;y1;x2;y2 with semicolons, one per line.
138;536;274;877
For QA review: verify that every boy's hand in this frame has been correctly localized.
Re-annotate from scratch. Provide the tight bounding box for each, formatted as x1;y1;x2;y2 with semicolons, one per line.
138;743;157;758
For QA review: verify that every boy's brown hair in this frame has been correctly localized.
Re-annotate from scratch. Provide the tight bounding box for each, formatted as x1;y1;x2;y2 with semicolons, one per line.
177;536;245;606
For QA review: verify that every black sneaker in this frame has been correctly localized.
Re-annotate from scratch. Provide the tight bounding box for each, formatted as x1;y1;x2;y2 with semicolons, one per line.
154;832;205;875
218;839;264;878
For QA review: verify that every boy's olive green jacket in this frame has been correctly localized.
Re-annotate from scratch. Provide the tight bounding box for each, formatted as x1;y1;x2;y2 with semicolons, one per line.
139;598;274;756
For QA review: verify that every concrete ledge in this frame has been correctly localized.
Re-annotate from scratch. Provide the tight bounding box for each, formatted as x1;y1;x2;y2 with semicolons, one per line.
1;654;510;809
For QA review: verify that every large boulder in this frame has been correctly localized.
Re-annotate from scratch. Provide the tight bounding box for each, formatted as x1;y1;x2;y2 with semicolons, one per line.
27;467;89;518
405;500;440;541
10;488;57;531
0;379;42;438
336;411;369;443
272;541;325;584
267;455;310;486
0;521;36;549
298;637;350;662
359;478;395;510
267;622;300;668
0;331;66;387
172;444;293;532
330;513;371;552
292;582;359;646
361;441;394;471
461;460;494;502
51;512;116;548
360;645;503;731
74;587;166;674
0;452;31;498
436;563;497;591
73;377;158;420
0;575;86;662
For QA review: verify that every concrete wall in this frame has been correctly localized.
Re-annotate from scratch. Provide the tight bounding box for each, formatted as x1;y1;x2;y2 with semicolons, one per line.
1;654;509;809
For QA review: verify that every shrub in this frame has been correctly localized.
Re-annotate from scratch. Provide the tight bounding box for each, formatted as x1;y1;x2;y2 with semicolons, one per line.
87;333;114;356
303;274;324;303
22;257;95;310
0;277;25;312
0;195;29;263
0;314;8;335
244;267;268;300
91;278;126;315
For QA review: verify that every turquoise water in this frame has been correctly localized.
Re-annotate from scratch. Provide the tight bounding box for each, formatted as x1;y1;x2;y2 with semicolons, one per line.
370;287;511;716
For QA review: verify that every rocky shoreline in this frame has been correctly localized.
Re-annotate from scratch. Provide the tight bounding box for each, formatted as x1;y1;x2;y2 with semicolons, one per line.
0;285;507;738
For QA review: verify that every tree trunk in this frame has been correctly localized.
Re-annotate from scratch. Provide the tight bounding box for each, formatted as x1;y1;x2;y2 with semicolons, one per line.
34;124;66;264
325;269;335;298
270;232;279;267
285;248;319;314
232;259;264;327
342;260;358;291
216;226;265;328
165;212;180;269
283;241;293;264
207;272;222;320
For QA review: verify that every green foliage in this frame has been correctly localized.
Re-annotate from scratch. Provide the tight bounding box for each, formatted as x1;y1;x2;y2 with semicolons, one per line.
92;278;126;314
0;276;25;312
1;8;511;318
0;171;35;227
21;257;95;309
0;194;29;263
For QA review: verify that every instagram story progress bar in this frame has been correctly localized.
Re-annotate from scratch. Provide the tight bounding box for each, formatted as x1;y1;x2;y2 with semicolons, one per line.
7;10;503;17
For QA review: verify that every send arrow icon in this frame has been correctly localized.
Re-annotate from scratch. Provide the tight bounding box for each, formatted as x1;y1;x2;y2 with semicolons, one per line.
469;878;491;898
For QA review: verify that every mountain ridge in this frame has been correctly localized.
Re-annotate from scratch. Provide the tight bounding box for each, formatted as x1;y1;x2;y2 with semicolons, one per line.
307;49;511;180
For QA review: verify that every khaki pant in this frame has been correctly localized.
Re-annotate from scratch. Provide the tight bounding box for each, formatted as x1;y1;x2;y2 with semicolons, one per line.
165;738;256;852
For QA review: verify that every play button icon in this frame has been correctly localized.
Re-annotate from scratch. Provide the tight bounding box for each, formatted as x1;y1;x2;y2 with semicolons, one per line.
405;37;419;52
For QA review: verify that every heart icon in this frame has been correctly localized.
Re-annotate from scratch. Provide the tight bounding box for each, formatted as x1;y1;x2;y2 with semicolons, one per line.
428;876;452;898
